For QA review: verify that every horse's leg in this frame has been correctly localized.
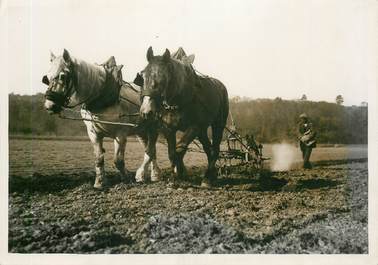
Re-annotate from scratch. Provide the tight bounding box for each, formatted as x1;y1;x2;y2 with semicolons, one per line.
147;130;161;182
205;124;226;186
150;160;161;182
175;127;198;180
135;133;151;183
113;136;132;183
164;129;177;179
86;126;106;189
197;129;214;186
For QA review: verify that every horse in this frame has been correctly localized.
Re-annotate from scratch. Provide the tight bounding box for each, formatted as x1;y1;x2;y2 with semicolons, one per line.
42;49;160;189
138;47;229;187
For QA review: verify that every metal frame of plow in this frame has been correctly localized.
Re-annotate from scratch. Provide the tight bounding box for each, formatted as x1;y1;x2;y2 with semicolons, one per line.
216;126;269;177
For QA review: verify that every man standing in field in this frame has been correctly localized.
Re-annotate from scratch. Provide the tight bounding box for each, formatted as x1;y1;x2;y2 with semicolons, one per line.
298;113;316;169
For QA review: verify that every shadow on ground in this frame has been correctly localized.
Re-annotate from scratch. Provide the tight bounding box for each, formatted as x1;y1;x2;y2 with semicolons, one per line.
217;173;288;192
10;158;359;194
295;179;341;190
9;171;132;194
313;158;367;167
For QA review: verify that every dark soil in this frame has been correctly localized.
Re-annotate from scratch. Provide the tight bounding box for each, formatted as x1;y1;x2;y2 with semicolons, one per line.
8;161;368;254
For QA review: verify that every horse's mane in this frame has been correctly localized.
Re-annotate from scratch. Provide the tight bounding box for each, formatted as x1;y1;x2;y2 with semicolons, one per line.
167;57;199;105
72;57;106;88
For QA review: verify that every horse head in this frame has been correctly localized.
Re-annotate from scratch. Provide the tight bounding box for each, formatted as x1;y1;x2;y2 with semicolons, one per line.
139;47;173;120
139;47;195;120
43;49;77;114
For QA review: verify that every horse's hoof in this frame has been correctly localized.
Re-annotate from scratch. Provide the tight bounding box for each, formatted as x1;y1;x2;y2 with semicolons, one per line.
201;178;217;188
93;176;108;190
150;172;160;182
151;172;161;182
168;181;180;189
135;177;150;184
93;183;104;190
151;177;159;182
135;170;145;183
122;178;132;184
201;180;211;188
121;174;135;184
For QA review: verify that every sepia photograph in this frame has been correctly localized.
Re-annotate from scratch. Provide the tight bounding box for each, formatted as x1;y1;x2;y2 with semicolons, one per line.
1;0;377;264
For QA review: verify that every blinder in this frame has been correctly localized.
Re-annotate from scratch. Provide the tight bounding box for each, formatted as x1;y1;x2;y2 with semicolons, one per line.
43;66;77;109
42;75;49;85
133;72;144;87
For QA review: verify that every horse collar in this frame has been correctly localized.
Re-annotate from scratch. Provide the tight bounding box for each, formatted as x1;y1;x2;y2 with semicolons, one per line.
83;66;121;112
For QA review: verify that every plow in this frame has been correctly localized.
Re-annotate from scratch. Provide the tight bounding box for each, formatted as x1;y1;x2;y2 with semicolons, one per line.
216;112;270;176
217;126;269;176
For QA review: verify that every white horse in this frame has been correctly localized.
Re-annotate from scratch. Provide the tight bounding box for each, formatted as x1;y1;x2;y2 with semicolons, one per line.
43;49;160;189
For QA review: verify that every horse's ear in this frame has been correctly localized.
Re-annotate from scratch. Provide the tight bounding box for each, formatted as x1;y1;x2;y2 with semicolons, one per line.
116;65;123;71
163;49;170;62
133;72;144;87
50;51;56;62
63;49;72;64
183;54;195;65
147;46;154;62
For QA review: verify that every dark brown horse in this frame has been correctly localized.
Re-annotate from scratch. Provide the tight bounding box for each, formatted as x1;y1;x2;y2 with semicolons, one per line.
139;47;229;187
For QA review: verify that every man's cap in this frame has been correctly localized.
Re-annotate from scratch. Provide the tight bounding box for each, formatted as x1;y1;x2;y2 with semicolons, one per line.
299;113;308;119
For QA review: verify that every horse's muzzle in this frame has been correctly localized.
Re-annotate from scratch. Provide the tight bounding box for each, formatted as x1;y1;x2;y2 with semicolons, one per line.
140;96;157;120
44;99;62;114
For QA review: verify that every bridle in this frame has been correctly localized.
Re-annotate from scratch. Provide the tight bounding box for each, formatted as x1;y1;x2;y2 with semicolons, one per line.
43;64;79;109
139;66;181;113
141;87;180;113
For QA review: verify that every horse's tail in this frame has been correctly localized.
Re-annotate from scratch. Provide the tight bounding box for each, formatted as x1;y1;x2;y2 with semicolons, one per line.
217;80;229;127
202;77;229;128
210;80;229;158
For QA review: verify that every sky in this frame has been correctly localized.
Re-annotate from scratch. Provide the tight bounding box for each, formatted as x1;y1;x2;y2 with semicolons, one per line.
6;0;376;106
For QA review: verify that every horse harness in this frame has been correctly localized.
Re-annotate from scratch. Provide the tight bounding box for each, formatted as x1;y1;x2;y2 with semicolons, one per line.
43;63;78;108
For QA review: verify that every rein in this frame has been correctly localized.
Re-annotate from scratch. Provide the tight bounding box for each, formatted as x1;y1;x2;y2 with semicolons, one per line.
58;112;138;127
58;108;139;127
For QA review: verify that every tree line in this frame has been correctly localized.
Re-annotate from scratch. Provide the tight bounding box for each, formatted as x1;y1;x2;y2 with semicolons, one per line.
9;93;367;144
229;97;367;144
9;93;87;136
